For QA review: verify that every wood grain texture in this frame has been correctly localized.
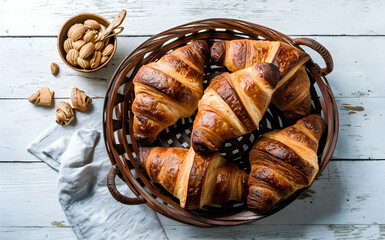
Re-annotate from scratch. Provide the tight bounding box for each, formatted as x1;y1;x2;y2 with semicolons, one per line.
0;1;384;237
1;37;384;99
0;163;69;227
1;161;385;240
0;97;383;161
0;38;145;99
0;0;384;36
0;227;76;240
334;98;385;159
163;224;385;240
0;99;104;162
304;36;385;98
158;160;385;226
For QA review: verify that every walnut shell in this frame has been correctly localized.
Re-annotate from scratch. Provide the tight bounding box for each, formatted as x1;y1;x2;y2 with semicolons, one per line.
100;56;109;64
50;62;59;76
63;38;73;53
94;41;104;51
90;51;102;69
84;19;100;30
83;30;98;43
72;39;86;51
28;87;54;106
69;24;86;41
71;87;92;112
56;102;75;126
102;43;114;56
66;49;79;66
67;24;79;38
79;42;95;59
77;57;90;69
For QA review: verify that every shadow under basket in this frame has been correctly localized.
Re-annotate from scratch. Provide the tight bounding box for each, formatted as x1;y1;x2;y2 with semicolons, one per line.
103;18;339;226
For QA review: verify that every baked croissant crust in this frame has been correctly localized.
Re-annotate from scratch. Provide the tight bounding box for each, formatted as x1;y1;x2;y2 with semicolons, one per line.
211;39;311;123
271;65;311;123
247;114;325;213
132;40;209;145
138;147;249;209
71;87;92;112
191;63;280;154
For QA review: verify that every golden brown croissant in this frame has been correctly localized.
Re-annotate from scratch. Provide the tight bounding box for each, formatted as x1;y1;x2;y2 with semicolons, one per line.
271;65;311;123
211;39;311;123
138;147;249;209
191;63;280;154
132;40;209;145
247;114;325;213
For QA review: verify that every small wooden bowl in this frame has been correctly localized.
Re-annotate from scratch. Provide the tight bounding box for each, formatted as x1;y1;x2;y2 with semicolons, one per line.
57;13;117;73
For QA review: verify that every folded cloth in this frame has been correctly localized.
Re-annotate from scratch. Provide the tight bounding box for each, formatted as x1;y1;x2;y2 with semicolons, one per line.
27;100;167;240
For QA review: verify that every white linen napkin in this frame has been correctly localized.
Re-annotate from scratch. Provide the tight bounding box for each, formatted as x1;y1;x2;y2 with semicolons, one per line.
27;100;167;240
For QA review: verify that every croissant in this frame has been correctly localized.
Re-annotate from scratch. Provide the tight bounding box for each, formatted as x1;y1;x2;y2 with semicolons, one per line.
211;39;311;123
271;65;311;123
191;62;280;154
132;40;209;145
247;114;325;213
138;147;249;209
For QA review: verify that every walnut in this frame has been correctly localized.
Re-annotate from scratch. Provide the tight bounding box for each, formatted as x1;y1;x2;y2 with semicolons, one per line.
28;87;54;106
56;102;75;126
71;87;92;112
50;62;59;76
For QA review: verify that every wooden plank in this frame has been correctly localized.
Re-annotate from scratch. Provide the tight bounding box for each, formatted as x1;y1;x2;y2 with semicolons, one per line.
0;98;105;161
0;227;76;240
1;161;385;228
158;160;385;226
0;163;69;227
163;224;385;240
334;98;385;159
0;37;145;99
0;0;384;36
1;37;384;99
305;36;385;98
1;1;383;239
0;97;383;161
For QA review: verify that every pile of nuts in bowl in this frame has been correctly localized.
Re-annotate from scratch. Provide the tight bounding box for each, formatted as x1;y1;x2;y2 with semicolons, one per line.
63;19;114;69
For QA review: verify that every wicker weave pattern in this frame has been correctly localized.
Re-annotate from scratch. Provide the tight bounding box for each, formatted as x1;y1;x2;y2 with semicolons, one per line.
103;18;339;226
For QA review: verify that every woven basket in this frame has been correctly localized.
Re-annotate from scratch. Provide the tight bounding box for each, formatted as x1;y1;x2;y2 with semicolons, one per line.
103;18;339;226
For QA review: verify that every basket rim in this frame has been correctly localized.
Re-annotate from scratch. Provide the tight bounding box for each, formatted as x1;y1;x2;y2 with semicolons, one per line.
102;18;339;226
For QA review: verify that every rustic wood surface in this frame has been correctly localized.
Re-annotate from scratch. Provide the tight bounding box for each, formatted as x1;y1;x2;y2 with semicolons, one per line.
1;0;384;36
1;0;384;239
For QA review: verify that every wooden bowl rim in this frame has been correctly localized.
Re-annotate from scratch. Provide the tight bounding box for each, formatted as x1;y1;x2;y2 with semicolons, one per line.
57;12;117;73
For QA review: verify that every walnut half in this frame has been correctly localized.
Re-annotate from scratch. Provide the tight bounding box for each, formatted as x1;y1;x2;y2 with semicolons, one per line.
71;87;92;112
28;87;54;106
56;102;74;126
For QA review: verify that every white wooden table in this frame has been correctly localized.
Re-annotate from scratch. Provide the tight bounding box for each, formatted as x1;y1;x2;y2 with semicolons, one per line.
1;1;384;239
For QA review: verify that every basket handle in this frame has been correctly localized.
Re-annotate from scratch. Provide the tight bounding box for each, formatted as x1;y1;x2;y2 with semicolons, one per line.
107;165;146;205
293;37;334;76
